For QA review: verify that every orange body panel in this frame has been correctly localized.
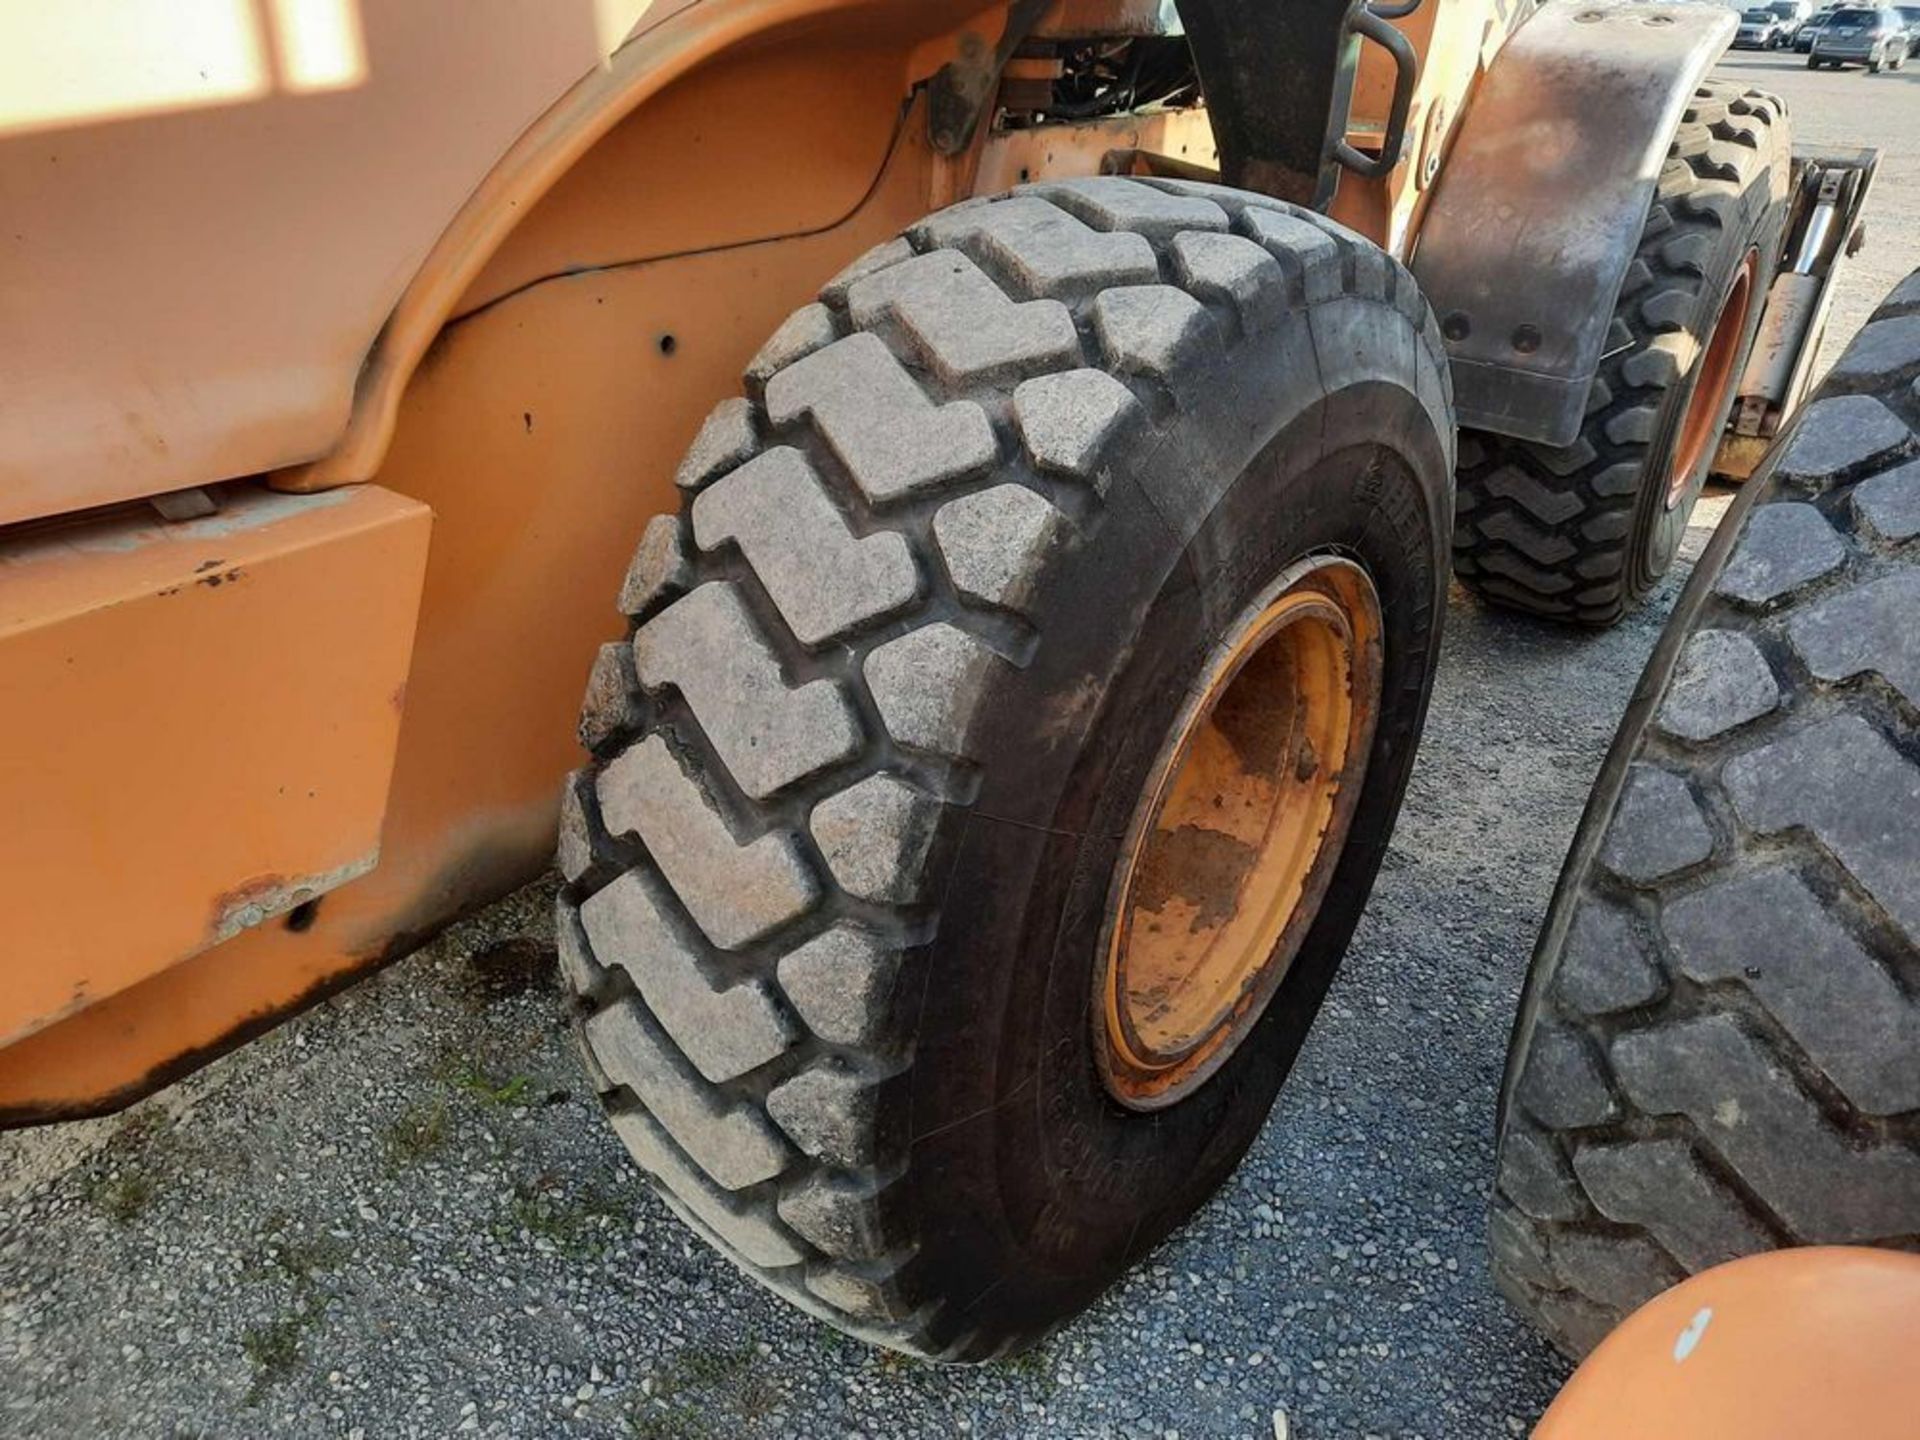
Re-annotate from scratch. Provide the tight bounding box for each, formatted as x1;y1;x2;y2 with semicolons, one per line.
1332;0;1513;256
279;0;1001;496
0;485;430;1053
0;0;1504;1116
971;106;1219;196
0;0;664;529
1537;1248;1920;1437
0;0;1004;1119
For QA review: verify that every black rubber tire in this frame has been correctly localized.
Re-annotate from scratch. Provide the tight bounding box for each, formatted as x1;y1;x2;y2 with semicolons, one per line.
1453;81;1792;626
1490;267;1920;1360
556;177;1455;1359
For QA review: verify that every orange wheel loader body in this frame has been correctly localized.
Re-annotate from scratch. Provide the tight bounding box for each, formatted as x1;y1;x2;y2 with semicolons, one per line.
1;0;1723;1129
0;0;1517;1121
1537;1248;1920;1438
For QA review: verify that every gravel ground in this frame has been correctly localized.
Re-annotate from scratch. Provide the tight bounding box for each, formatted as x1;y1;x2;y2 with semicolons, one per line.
4;54;1915;1440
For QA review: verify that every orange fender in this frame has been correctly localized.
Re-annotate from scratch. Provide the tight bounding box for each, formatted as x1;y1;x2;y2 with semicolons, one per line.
1537;1247;1920;1438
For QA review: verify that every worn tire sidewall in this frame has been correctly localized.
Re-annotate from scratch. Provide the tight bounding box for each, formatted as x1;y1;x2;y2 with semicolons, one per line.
893;319;1452;1346
1495;432;1792;1139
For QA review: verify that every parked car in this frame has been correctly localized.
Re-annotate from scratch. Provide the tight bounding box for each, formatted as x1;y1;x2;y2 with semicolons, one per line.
1768;0;1817;39
1810;5;1909;65
1796;4;1839;48
1736;5;1790;45
1897;3;1920;51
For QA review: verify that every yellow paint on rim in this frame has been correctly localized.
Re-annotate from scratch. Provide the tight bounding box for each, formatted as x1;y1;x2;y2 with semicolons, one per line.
1097;555;1384;1110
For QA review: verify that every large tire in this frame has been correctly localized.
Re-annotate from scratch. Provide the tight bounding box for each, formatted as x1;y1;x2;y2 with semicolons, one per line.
556;177;1455;1358
1453;82;1791;626
1490;268;1920;1359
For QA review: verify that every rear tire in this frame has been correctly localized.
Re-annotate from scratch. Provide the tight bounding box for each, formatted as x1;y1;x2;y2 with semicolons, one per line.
559;178;1455;1358
1453;81;1791;626
1490;267;1920;1359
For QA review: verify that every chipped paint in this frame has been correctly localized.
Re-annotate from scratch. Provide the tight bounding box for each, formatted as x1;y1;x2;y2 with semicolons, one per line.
1672;1306;1713;1362
0;482;430;1057
208;855;379;947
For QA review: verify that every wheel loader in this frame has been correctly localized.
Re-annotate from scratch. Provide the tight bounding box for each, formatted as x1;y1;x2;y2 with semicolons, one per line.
1;0;1908;1397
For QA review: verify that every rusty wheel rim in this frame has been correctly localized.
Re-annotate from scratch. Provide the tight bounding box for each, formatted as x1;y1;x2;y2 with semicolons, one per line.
1096;555;1384;1111
1668;250;1760;509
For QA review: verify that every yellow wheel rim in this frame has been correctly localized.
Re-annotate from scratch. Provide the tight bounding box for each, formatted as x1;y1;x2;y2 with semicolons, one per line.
1097;555;1384;1110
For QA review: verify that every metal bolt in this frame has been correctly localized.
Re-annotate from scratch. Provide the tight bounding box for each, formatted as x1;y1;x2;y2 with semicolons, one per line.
1512;323;1543;355
1442;312;1472;342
